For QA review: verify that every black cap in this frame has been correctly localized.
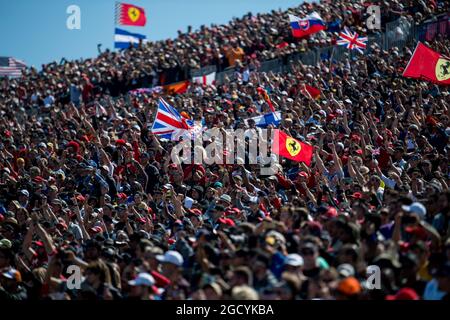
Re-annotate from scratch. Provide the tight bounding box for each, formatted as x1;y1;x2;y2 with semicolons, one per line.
431;262;450;277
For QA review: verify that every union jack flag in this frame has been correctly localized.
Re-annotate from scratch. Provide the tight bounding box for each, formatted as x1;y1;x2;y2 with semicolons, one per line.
151;98;202;141
337;27;368;54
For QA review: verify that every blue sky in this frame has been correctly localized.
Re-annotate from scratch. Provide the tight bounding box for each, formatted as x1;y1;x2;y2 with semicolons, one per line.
0;0;308;68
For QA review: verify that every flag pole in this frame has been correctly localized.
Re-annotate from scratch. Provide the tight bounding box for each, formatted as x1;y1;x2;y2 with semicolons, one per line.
329;46;335;72
402;41;420;77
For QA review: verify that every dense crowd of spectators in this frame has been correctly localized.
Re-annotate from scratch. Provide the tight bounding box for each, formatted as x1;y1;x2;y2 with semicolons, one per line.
0;1;449;301
13;0;450;96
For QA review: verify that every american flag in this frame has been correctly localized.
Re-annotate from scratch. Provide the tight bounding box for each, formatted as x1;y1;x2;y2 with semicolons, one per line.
336;27;368;54
0;57;26;78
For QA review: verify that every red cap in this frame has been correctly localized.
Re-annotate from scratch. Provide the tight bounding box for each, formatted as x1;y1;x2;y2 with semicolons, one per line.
324;207;338;218
298;171;309;178
90;226;103;234
76;194;85;202
117;193;127;200
33;176;45;183
350;192;363;199
230;207;241;215
189;208;202;216
116;139;126;146
218;217;236;227
67;141;80;152
386;288;419;300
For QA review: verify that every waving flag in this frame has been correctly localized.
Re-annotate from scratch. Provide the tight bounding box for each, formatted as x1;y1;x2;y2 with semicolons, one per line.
192;72;216;86
289;12;325;38
257;87;275;112
245;111;282;128
0;57;26;78
151;99;200;140
272;130;313;166
129;87;163;95
114;28;146;49
115;2;147;27
403;42;450;85
337;27;368;54
301;84;321;99
163;80;190;95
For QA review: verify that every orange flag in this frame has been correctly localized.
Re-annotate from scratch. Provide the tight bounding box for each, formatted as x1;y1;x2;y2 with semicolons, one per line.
163;81;190;95
272;130;313;166
403;42;450;85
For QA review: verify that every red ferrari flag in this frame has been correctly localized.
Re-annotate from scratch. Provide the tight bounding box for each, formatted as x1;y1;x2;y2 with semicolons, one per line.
403;42;450;85
272;130;313;166
115;2;147;27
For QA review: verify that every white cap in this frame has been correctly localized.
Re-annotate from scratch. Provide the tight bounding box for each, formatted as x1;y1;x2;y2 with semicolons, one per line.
337;263;355;277
128;273;155;287
285;254;304;267
183;197;194;209
402;202;427;220
156;250;184;267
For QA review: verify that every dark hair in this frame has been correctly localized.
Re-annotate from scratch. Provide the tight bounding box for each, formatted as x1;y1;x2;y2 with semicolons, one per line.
86;260;111;284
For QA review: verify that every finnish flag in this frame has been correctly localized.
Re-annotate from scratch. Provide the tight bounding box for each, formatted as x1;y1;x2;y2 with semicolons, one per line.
245;111;282;128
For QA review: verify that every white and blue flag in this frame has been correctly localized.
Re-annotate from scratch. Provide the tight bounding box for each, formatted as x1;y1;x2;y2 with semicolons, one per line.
245;111;282;128
114;28;146;49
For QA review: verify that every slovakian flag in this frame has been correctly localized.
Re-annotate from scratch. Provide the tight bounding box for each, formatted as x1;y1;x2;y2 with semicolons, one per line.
289;12;325;38
403;42;450;85
115;2;147;27
192;72;216;86
257;87;275;112
337;27;367;54
272;130;313;166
